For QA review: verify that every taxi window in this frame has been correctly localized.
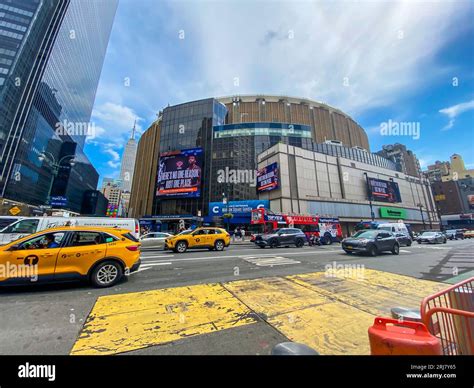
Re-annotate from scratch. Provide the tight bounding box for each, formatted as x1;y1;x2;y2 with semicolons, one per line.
19;232;65;250
206;229;216;235
69;232;104;247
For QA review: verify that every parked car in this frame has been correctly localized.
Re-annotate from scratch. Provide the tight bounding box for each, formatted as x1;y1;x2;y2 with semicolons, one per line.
394;232;412;247
416;231;447;244
341;230;399;256
0;226;141;288
463;230;474;239
140;232;174;250
444;229;465;240
254;228;306;248
165;227;230;253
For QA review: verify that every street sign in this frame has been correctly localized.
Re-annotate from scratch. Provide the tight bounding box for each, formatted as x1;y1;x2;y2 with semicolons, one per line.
9;206;21;216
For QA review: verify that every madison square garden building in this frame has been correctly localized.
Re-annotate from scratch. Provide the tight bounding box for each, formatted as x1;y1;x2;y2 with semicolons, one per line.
129;95;437;234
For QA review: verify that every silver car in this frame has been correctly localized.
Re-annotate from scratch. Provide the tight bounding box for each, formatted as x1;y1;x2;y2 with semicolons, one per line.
140;232;174;250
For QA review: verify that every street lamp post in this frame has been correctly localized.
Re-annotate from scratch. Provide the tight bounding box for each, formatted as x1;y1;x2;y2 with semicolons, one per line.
417;203;426;230
436;206;443;230
38;151;76;206
363;172;375;221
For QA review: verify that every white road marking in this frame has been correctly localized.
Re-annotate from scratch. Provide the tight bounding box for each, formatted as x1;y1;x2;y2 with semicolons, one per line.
243;255;300;267
140;254;174;259
138;250;341;263
130;267;152;274
140;262;173;267
411;246;450;250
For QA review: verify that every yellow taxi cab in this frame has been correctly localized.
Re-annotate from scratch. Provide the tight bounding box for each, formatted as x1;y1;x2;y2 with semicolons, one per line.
463;229;474;239
165;227;230;253
0;226;141;288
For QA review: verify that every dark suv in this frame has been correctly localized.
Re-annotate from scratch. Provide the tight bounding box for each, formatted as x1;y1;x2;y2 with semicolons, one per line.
254;228;306;248
341;230;399;256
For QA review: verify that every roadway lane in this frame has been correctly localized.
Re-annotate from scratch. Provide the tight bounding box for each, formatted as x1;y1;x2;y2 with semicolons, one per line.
0;239;472;355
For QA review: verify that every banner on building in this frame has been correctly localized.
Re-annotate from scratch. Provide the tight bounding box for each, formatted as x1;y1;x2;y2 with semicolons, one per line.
156;148;203;198
367;177;401;203
257;162;279;192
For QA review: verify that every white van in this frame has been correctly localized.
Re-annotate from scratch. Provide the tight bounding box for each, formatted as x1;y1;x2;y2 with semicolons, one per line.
377;222;410;236
0;217;140;245
0;216;25;230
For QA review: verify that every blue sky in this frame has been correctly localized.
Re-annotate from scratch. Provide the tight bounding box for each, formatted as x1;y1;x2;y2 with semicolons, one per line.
85;0;474;183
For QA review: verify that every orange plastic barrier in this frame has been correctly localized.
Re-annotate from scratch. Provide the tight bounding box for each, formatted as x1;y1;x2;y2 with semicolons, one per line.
368;317;442;355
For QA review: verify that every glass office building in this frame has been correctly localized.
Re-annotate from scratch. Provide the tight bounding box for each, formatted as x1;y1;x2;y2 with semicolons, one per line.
0;0;117;212
154;98;227;217
212;122;314;202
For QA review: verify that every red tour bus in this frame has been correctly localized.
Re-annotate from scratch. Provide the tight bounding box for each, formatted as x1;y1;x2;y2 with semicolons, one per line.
250;208;342;244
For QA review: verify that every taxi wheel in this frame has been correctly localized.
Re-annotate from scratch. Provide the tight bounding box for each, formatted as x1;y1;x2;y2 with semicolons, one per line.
175;241;188;253
214;240;225;251
91;260;123;288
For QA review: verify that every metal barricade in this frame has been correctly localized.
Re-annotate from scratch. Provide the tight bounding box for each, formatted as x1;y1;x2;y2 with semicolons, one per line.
421;277;474;355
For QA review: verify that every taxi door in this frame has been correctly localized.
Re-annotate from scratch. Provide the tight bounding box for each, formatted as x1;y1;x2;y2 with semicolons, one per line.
191;230;208;247
0;231;65;283
55;231;107;278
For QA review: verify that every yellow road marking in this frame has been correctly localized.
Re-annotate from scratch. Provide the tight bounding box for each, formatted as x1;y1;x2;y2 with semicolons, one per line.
288;269;445;317
268;303;374;355
70;283;257;355
71;269;449;355
224;276;329;317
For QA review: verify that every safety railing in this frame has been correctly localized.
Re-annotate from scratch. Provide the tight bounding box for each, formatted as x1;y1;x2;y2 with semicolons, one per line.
421;277;474;355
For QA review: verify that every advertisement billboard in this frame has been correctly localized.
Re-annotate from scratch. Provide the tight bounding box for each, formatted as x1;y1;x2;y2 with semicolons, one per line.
209;200;269;218
257;162;279;192
367;177;401;203
106;203;119;218
156;148;203;198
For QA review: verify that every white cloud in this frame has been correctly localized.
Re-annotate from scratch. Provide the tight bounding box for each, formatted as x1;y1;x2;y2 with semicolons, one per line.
87;0;472;179
85;125;107;144
107;160;121;169
92;102;142;134
159;0;468;115
439;100;474;130
104;148;120;162
92;0;470;122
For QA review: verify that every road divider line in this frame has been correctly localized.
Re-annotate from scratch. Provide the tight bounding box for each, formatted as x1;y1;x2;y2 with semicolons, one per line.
140;254;174;259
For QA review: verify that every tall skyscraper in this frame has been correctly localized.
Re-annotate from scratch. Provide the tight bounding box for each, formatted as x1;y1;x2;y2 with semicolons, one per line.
119;121;138;192
0;0;118;212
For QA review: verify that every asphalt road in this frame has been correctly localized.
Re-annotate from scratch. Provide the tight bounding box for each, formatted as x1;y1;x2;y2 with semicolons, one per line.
0;239;472;355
